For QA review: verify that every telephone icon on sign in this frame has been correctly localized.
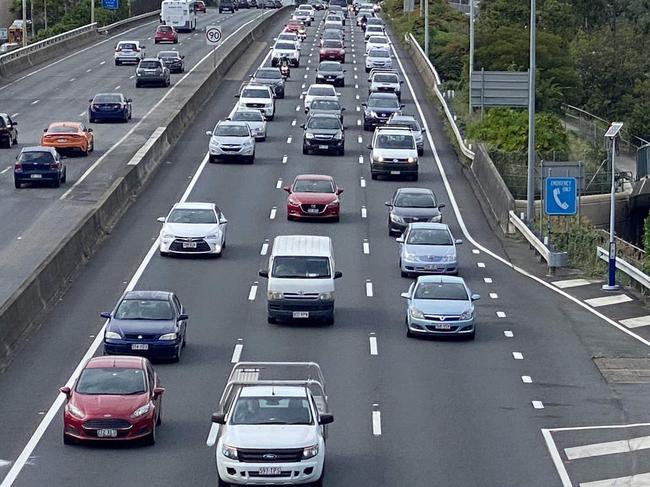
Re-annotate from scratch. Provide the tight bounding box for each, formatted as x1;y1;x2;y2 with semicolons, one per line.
552;187;570;211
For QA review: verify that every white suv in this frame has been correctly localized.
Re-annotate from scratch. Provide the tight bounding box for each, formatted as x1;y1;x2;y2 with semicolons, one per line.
369;126;419;180
271;40;301;67
114;40;146;65
206;121;256;164
236;84;275;120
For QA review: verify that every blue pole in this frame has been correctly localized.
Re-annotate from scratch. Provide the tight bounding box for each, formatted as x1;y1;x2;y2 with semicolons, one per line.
603;136;618;290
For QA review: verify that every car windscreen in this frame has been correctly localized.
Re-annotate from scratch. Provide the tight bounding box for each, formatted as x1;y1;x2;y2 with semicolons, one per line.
369;48;389;58
158;52;179;59
406;228;452;246
311;100;339;110
117;43;137;50
309;87;335;96
114;298;174;320
307;116;340;129
18;151;54;164
368;97;399;108
390;120;420;132
322;40;342;48
47;126;78;133
414;282;468;300
277;34;296;42
394;192;436;208
241;88;270;99
215;124;250;136
256;68;281;79
139;61;160;69
323;31;341;38
230;397;312;425
367;18;383;25
272;256;331;278
366;26;383;33
93;94;122;104
76;368;147;395
275;42;296;50
376;133;414;149
375;74;398;83
232;111;263;121
168;208;217;223
293;179;335;193
158;26;173;32
368;36;387;44
319;62;342;71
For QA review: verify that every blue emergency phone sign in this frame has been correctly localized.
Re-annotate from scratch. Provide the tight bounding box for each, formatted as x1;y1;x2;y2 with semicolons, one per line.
101;0;119;10
544;177;577;216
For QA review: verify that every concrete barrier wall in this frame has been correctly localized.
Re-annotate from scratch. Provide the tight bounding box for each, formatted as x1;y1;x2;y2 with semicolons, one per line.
0;9;287;367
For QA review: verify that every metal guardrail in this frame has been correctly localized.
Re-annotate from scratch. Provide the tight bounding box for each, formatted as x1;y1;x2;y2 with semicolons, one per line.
509;210;550;261
406;33;475;160
98;10;160;34
0;23;97;63
597;246;650;290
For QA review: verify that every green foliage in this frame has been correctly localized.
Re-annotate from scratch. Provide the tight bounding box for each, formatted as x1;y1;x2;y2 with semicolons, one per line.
626;77;650;142
467;108;569;155
553;218;607;276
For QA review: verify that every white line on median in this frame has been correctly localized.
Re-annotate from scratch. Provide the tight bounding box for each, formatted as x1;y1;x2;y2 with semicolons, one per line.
0;166;11;174
127;127;166;166
31;99;39;105
369;333;378;355
248;283;258;301
231;340;244;363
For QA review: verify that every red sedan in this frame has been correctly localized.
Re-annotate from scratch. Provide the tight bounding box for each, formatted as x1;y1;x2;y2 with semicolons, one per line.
285;21;307;39
154;25;178;44
60;356;164;445
285;174;343;221
320;39;345;62
195;0;207;12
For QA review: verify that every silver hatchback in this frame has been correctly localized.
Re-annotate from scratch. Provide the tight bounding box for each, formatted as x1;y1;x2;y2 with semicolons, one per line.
396;222;462;277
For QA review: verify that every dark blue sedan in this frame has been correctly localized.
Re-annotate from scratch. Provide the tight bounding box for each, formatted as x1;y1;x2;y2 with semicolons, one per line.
88;93;132;123
102;290;188;362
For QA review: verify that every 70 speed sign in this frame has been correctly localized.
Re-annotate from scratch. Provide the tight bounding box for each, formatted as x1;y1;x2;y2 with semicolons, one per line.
206;25;222;45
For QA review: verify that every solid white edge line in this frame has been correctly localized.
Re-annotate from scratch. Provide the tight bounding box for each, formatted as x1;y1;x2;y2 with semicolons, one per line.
388;30;650;349
541;429;573;487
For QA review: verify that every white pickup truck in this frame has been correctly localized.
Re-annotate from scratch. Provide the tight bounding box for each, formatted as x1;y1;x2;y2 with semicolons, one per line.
210;362;333;486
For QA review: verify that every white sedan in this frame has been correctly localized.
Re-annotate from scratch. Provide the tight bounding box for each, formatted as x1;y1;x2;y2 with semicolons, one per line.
158;202;227;256
302;84;341;111
365;35;390;54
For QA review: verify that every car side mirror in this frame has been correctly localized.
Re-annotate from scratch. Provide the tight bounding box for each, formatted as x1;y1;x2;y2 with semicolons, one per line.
220;217;228;224
153;387;165;397
87;128;93;133
455;239;463;245
234;94;240;98
400;292;410;299
336;92;341;96
212;412;226;424
437;203;446;209
396;236;404;243
181;55;185;59
259;269;269;278
205;131;213;136
100;312;111;319
301;91;307;96
361;103;367;106
300;124;306;129
384;201;392;207
318;413;334;425
334;271;343;279
178;313;189;321
141;45;146;49
471;294;481;302
421;128;426;133
400;104;405;108
283;185;292;193
59;386;71;397
336;188;343;195
366;144;372;149
88;99;93;103
126;98;132;103
400;80;404;84
157;216;166;222
43;128;47;132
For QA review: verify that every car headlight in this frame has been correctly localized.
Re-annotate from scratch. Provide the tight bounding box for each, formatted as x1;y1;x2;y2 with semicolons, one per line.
460;309;474;320
105;331;121;340
334;132;343;140
431;214;442;223
159;332;178;341
403;252;417;260
206;234;219;240
66;403;84;419
305;132;314;139
409;307;425;319
302;444;319;459
369;111;378;117
407;157;417;163
373;155;384;162
267;291;283;300
319;292;334;300
222;445;238;460
130;403;152;418
136;72;142;76
444;254;456;263
390;214;405;224
161;231;174;240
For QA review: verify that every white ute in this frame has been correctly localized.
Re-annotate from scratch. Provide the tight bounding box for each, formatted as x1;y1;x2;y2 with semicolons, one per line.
211;362;333;487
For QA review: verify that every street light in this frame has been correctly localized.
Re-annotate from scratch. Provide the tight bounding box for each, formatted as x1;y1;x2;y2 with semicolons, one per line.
526;0;536;225
602;121;623;291
468;0;474;114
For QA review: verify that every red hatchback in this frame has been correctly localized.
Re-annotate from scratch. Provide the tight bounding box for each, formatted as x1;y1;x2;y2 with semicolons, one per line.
154;25;178;44
195;0;206;11
285;174;343;221
60;356;164;445
320;39;345;62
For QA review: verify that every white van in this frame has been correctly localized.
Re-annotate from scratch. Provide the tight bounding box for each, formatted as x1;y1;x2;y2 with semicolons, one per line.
259;235;342;324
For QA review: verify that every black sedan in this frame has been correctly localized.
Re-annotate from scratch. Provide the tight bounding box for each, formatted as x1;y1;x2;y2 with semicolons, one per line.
88;92;132;123
385;187;445;235
302;113;345;155
362;92;404;131
157;51;185;73
0;113;17;148
251;66;286;98
315;61;345;87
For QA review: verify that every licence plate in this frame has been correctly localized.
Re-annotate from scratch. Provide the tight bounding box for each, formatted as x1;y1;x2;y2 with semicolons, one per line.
57;138;67;143
30;174;42;179
307;208;320;214
293;311;309;318
426;265;440;270
131;343;149;350
259;467;283;476
390;170;400;175
97;429;117;438
182;242;197;248
318;145;329;149
435;323;451;330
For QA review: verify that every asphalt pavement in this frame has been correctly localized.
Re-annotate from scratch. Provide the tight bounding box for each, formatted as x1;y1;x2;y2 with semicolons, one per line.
1;8;650;487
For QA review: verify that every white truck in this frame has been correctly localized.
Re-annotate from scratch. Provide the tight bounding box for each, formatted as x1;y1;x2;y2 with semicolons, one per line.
161;0;197;32
210;362;333;486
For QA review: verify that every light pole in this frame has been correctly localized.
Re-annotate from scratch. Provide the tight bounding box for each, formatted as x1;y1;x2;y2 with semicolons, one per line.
602;122;623;291
468;0;474;114
21;0;27;46
526;0;536;224
91;0;95;24
424;0;429;56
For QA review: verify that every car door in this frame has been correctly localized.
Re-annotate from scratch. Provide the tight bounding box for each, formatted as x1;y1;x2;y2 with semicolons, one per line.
172;294;186;339
4;114;15;139
215;206;227;243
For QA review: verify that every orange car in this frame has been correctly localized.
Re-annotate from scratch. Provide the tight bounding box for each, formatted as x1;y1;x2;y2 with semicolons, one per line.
41;122;94;156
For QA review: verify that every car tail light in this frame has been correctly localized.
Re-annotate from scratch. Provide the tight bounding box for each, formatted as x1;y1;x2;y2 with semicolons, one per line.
133;48;140;52
320;49;325;54
50;161;60;170
14;163;22;172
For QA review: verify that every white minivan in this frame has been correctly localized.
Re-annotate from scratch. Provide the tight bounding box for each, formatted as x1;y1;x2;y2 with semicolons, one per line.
259;235;342;324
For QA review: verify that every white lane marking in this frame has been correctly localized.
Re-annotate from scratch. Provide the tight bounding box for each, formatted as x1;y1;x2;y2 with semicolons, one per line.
372;408;381;436
354;83;358;89
0;166;11;175
296;105;301;111
472;249;480;254
355;94;359;100
301;83;305;89
354;74;358;79
489;293;498;299
541;429;572;487
580;472;650;487
114;85;121;90
78;111;86;117
356;119;361;126
287;136;292;144
358;135;362;143
30;99;39;105
231;340;244;363
532;401;544;409
10;112;18;118
69;78;75;82
127;127;166;165
369;333;378;355
248;283;258;301
276;179;283;189
484;278;493;283
362;240;370;254
291;119;296;126
512;352;523;360
496;311;506;318
59;12;272;201
282;154;288;164
0;19;159;93
0;148;214;486
585;294;632;307
360;177;366;188
356;106;360;112
206;423;220;447
86;68;92;73
354;66;357;71
477;262;485;268
358;155;363;164
306;66;310;71
0;460;10;468
567;435;650;460
361;206;367;218
365;280;373;297
269;207;277;220
129;75;135;79
304;74;308;79
99;61;106;65
504;330;514;338
620;315;650;329
260;240;269;256
552;278;593;289
521;375;532;383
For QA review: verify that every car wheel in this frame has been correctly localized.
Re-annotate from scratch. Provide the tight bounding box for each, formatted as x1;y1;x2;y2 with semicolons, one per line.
338;147;344;156
123;112;129;123
401;270;410;278
155;40;159;44
82;145;89;156
172;343;182;362
267;114;274;121
2;136;10;148
89;139;94;152
217;477;230;487
371;172;378;180
467;330;476;340
143;422;156;446
418;148;423;156
302;145;309;155
363;124;371;131
267;316;277;324
61;168;66;183
12;134;17;145
159;250;170;257
14;180;21;189
135;81;141;88
115;60;120;66
411;173;419;181
209;155;217;163
52;178;61;188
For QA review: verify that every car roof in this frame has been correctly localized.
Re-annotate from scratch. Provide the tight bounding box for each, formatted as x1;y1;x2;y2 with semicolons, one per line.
369;92;398;99
85;356;146;369
158;50;180;56
308;83;336;90
239;386;307;397
408;222;449;230
21;145;56;153
294;174;334;181
375;127;413;136
416;275;466;286
47;122;82;129
309;98;340;105
117;40;140;45
172;201;216;210
396;187;434;195
123;290;172;301
272;235;332;257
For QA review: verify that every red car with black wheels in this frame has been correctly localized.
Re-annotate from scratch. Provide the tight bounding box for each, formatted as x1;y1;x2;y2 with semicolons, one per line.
320;39;345;62
154;25;178;44
60;356;164;445
195;0;206;12
285;174;343;221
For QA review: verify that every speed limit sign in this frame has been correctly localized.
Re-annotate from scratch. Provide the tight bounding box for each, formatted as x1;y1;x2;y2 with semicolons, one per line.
206;25;222;45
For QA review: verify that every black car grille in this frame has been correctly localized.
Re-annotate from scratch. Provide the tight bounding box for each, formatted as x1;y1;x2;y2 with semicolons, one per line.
124;333;158;340
246;103;265;108
300;204;326;213
220;145;241;152
170;238;210;252
425;325;459;332
423;315;462;322
237;448;304;463
313;134;333;140
248;471;293;478
403;216;430;223
83;419;132;429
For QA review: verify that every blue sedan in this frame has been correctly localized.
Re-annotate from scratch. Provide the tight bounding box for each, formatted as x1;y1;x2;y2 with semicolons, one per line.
88;93;132;123
401;276;479;339
102;290;188;362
